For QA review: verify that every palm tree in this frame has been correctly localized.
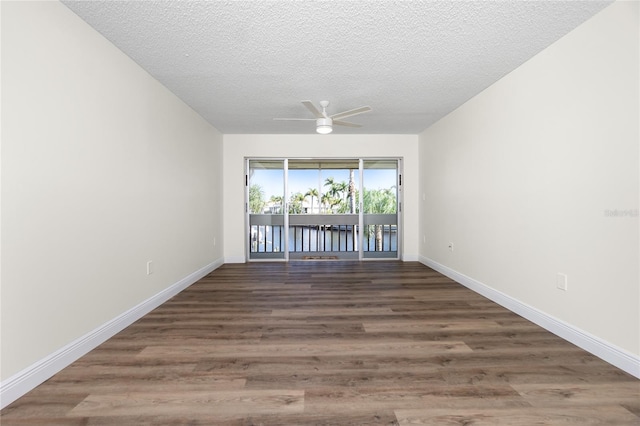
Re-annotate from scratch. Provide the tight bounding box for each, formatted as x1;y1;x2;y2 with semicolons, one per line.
304;188;319;214
363;187;396;214
320;192;337;214
324;177;338;197
324;177;348;213
269;195;284;214
336;181;348;211
288;192;306;214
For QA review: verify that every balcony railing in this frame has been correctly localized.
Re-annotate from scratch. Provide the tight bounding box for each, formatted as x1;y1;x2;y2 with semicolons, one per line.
249;213;397;259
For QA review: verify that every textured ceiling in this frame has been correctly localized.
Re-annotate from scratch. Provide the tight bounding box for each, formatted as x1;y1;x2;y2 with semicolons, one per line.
62;0;611;135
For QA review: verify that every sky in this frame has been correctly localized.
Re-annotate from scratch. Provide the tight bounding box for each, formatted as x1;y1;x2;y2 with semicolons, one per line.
250;167;397;201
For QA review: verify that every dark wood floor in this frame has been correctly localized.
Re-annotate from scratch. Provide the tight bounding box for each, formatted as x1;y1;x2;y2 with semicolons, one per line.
2;261;638;425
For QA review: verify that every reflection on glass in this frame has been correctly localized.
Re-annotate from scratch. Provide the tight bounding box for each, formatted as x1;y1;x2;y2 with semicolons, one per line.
363;160;398;256
248;160;285;259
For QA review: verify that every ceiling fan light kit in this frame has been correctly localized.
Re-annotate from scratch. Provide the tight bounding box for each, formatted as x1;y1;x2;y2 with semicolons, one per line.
316;117;333;134
275;100;371;134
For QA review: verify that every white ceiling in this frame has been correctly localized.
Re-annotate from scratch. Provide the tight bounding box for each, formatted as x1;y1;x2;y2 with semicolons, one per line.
62;0;611;135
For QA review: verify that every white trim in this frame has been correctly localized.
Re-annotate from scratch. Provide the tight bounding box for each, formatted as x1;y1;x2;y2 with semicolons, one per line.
402;254;419;262
0;258;223;409
224;256;246;264
419;256;640;379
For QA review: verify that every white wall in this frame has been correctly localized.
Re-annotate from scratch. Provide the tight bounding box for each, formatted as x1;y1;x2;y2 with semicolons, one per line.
419;0;638;360
223;134;419;262
1;1;223;382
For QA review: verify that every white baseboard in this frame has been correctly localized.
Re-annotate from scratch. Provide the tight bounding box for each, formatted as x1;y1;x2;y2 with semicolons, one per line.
0;258;224;409
419;256;640;379
224;256;246;264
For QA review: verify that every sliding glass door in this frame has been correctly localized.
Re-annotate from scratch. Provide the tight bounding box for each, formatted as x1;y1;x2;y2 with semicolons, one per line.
247;159;286;260
362;159;399;259
246;158;400;261
287;159;360;260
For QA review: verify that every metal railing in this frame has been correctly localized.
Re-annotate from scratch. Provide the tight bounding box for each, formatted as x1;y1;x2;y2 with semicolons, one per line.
289;224;358;253
249;213;397;258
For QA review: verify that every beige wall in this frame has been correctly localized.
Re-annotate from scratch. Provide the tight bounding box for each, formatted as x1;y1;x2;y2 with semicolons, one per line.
1;1;223;380
419;1;639;355
2;0;637;394
223;134;419;262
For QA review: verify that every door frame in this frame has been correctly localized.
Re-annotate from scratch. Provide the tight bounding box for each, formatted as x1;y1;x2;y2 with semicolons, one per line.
245;157;402;261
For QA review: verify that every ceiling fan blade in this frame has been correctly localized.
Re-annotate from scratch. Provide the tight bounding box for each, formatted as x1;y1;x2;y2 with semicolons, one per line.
273;118;316;121
302;100;324;118
330;106;371;120
333;120;362;128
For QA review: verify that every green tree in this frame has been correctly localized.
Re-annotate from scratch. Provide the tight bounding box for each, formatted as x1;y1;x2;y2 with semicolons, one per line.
324;177;339;197
288;192;306;214
363;187;396;214
249;184;265;214
320;192;339;214
324;177;349;213
304;188;319;214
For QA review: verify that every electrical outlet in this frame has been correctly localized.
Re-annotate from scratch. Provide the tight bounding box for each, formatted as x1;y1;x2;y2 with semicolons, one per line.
556;273;567;291
147;261;154;275
448;242;454;251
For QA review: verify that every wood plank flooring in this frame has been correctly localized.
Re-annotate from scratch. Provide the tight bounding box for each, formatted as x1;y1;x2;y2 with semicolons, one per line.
2;261;638;425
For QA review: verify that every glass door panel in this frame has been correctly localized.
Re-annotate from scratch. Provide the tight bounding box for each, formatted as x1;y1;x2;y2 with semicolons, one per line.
247;159;285;260
287;159;359;260
362;159;399;259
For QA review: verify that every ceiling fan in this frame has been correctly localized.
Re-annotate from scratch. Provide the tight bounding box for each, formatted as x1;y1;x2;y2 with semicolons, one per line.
274;100;372;134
